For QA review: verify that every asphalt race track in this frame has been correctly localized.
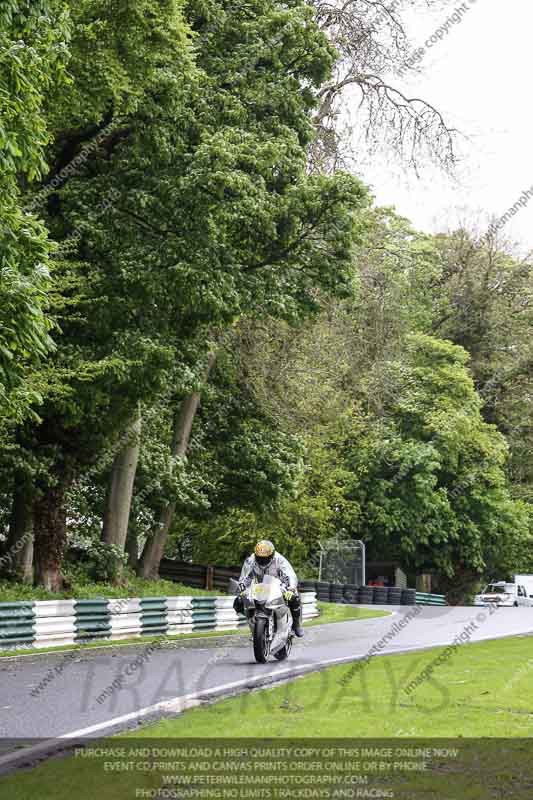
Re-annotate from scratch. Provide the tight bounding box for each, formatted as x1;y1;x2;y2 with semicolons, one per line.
1;604;532;759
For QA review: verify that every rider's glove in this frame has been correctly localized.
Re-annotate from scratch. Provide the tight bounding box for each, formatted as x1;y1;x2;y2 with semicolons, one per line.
283;590;294;602
238;582;247;596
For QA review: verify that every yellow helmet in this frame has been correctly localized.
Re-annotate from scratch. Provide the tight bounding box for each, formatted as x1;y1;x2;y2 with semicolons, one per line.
254;539;275;567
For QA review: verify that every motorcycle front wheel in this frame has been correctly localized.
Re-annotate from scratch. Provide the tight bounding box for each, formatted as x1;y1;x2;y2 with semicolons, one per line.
274;636;293;661
253;617;270;663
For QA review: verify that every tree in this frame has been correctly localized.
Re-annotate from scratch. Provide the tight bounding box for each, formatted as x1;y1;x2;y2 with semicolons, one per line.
101;405;141;559
199;217;530;594
132;0;369;576
16;0;198;589
6;0;367;588
430;229;533;502
0;0;68;421
311;0;458;173
137;354;216;577
162;343;308;566
342;334;525;586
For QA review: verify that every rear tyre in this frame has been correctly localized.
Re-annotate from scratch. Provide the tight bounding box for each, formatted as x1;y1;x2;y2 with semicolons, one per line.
253;617;270;663
274;637;293;661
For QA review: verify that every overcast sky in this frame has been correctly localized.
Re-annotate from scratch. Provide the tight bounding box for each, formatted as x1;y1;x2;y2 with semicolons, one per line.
351;0;533;251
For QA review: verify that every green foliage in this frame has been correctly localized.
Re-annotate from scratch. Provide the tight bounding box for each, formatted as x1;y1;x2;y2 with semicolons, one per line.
16;0;366;491
1;2;532;601
338;334;522;578
186;221;533;591
0;1;68;418
192;350;306;514
23;0;198;467
0;574;213;601
203;419;362;572
67;540;127;583
431;230;533;503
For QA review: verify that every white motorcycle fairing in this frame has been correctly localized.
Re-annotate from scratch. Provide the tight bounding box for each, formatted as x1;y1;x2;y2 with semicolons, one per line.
244;575;293;658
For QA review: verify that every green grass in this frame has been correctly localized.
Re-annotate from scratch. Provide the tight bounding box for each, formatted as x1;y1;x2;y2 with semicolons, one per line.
0;601;388;658
130;634;533;739
0;576;217;602
311;601;389;626
3;636;533;799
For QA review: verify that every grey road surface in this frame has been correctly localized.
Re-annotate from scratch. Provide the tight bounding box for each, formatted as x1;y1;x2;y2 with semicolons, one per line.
1;604;532;747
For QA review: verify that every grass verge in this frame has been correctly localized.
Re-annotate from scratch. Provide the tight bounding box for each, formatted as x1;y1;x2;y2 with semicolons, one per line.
130;634;533;738
310;601;389;627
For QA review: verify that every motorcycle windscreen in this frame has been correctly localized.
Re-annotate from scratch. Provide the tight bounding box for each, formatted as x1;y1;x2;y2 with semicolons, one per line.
251;575;283;604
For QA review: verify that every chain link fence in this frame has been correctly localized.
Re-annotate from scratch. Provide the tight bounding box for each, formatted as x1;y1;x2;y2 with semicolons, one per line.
318;537;365;586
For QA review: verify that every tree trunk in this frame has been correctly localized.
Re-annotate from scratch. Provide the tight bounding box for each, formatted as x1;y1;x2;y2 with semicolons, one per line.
101;407;142;559
33;483;69;591
0;484;34;583
138;353;216;579
125;521;139;570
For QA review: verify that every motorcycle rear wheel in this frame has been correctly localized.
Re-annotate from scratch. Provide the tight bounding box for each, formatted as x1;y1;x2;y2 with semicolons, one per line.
253;617;270;663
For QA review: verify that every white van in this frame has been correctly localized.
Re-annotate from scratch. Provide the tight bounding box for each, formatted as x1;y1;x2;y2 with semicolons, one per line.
474;580;532;607
515;575;533;601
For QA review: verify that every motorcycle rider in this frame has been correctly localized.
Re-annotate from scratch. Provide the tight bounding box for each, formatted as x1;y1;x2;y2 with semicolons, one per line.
233;540;304;637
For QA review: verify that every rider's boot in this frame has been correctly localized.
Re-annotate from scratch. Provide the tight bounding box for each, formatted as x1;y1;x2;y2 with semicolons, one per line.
291;606;304;637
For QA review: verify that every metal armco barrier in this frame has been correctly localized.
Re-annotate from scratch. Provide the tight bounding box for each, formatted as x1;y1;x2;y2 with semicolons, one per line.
0;592;319;651
0;602;35;647
415;591;447;606
75;599;110;642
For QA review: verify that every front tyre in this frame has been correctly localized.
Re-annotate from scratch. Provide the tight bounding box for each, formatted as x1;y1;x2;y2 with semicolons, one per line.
253;617;270;663
274;636;293;661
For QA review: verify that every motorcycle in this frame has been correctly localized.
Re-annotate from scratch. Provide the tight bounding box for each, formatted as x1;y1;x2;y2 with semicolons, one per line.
229;575;294;663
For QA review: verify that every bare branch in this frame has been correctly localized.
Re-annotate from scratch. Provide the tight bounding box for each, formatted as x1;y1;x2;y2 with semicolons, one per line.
309;0;459;175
